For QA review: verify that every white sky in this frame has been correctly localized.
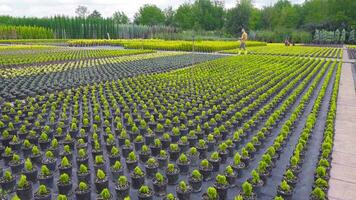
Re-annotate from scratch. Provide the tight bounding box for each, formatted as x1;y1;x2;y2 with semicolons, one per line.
0;0;304;19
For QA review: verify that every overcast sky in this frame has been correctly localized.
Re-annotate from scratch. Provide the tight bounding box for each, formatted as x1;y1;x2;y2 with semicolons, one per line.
0;0;304;19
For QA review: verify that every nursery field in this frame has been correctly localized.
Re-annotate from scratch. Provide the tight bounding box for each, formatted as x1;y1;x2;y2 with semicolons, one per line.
0;45;341;200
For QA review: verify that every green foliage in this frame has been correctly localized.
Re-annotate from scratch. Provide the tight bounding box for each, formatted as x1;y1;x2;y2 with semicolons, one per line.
118;176;128;186
96;169;106;180
280;180;290;192
311;187;325;200
128;152;137;161
17;175;29;188
40;165;51;176
139;185;150;194
207;187;218;199
79;182;88;191
79;164;88;174
38;185;49;195
191;169;202;180
100;188;111;199
155;172;164;183
112;161;122;170
25;158;33;171
134;4;165;26
179;181;187;192
61;156;70;167
242;181;253;196
134;166;144;177
59;173;70;184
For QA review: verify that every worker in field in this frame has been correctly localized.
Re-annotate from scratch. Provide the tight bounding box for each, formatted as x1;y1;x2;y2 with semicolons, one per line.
239;28;248;54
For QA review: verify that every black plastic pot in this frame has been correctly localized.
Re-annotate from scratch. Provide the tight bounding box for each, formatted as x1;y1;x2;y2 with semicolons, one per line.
94;178;109;193
77;171;91;183
57;181;72;195
177;161;190;175
38;174;54;188
115;183;130;200
176;185;192;200
23;168;38;183
153;178;168;197
75;188;91;200
131;174;145;189
58;165;72;177
188;176;202;193
34;192;51;200
126;160;138;172
111;167;124;181
218;150;228;164
197;146;208;159
16;182;33;200
199;165;213;181
208;158;221;172
108;154;120;165
9;160;24;174
168;150;180;161
76;156;89;166
145;164;158;178
166;168;180;185
150;145;161;156
0;176;16;192
138;189;154;200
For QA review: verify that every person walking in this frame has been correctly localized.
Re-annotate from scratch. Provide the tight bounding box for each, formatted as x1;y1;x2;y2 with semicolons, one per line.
240;28;248;51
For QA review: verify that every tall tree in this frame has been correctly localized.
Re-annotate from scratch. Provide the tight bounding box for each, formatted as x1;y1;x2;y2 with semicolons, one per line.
164;7;175;26
174;3;195;29
134;4;165;25
75;5;89;18
112;11;129;24
225;0;253;35
88;10;102;19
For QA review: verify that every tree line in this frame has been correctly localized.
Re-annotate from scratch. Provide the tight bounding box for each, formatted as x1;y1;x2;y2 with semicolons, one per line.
0;0;355;41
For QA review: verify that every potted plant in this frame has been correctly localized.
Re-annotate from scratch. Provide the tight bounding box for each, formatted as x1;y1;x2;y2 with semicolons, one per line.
57;173;72;195
76;139;87;150
38;165;54;188
241;148;250;166
9;153;24;174
95;169;109;193
196;139;208;159
177;136;189;152
2;146;13;164
21;139;33;157
42;151;57;171
0;170;15;192
115;176;130;200
206;134;216;152
168;143;180;161
161;133;171;149
75;182;91;200
138;185;153;200
60;145;73;160
97;188;113;200
38;132;50;150
177;153;190;174
48;139;59;157
92;140;103;158
131;166;145;189
77;164;90;183
188;170;203;193
111;160;123;181
310;187;326;200
277;180;292;199
187;147;200;166
34;185;51;200
108;146;120;165
58;156;72;176
126;151;138;172
134;135;144;151
94;155;106;171
165;163;180;185
231;152;245;177
224;166;237;187
202;187;219;200
22;158;37;182
157;150;168;169
176;181;192;200
150;139;162;156
240;181;256;200
76;148;89;166
163;193;178;200
122;139;133;158
16;175;33;199
9;135;21;151
145;158;159;178
284;170;298;187
217;143;229;164
208;152;221;172
139;145;151;163
187;130;198;147
152;172;167;196
213;175;229;200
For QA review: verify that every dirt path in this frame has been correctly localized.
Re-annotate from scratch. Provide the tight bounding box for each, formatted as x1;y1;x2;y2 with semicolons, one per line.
328;47;356;200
